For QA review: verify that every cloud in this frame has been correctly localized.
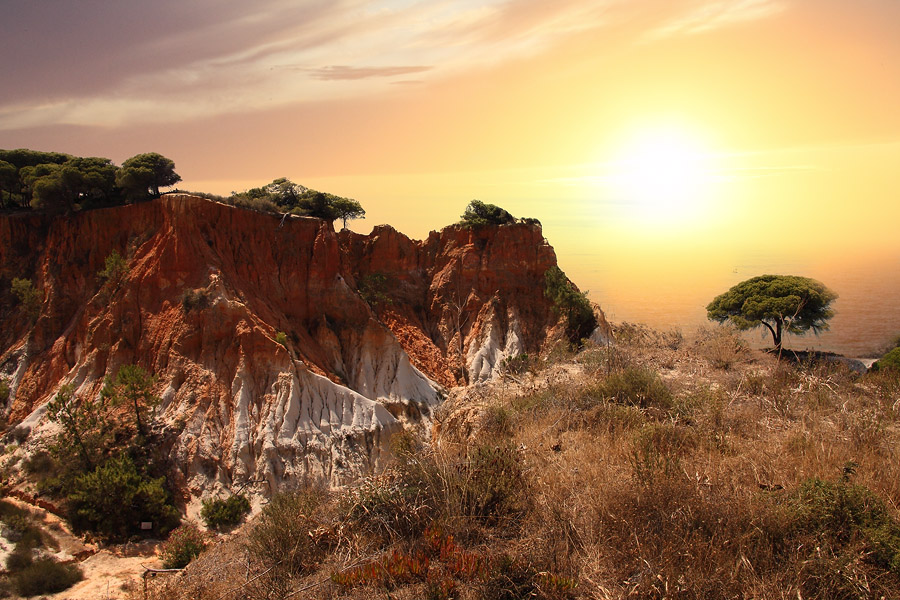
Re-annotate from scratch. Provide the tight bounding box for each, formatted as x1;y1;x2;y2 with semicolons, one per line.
0;0;618;130
643;0;786;41
306;66;432;81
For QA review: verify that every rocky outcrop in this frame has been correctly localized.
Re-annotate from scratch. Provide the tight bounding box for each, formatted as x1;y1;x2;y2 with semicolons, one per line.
339;222;563;385
0;195;591;499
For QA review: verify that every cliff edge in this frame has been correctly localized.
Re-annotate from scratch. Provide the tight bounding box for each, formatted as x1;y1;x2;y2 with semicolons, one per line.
0;195;601;499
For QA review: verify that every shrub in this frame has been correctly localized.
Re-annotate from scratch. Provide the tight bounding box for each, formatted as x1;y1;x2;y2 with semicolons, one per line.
695;325;747;370
201;494;251;530
229;195;280;214
181;288;209;312
6;544;34;571
544;266;596;347
159;522;208;569
459;200;515;227
343;474;427;544
13;558;82;596
274;331;288;348
406;441;526;524
67;454;180;541
98;249;128;283
792;476;900;574
358;272;393;306
10;277;40;318
873;347;900;372
499;353;531;378
2;515;43;550
245;488;329;576
598;366;673;413
0;378;8;403
629;423;695;486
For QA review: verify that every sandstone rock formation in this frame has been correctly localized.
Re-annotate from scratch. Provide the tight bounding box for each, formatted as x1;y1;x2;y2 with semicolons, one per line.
0;195;599;499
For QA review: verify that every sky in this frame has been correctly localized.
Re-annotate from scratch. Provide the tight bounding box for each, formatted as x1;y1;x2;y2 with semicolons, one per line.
2;0;899;352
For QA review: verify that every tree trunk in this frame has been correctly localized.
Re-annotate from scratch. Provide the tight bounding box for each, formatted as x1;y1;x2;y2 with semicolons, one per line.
134;396;145;438
775;318;783;349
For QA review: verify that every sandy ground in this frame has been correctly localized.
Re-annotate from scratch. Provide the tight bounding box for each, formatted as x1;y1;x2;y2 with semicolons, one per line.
47;549;162;600
1;495;163;600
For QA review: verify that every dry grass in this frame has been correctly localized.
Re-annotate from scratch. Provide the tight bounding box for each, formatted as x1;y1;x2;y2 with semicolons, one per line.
140;325;900;599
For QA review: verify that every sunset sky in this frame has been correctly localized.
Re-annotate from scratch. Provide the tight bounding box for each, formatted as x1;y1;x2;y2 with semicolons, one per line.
3;0;899;351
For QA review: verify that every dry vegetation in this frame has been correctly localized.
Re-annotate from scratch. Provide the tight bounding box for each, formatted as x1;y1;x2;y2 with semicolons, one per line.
141;324;900;600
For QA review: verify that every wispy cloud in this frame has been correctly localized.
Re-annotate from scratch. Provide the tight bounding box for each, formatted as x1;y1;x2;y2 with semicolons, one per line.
642;0;787;42
306;66;432;81
0;0;618;130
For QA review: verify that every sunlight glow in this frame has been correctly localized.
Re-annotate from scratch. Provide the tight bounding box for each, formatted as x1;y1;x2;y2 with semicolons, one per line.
608;127;716;223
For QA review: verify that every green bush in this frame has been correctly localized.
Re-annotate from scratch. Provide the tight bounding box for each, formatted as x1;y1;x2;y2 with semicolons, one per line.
792;477;900;574
13;558;82;596
544;266;596;346
873;347;900;372
598;366;673;412
229;195;280;214
201;494;251;530
274;331;288;348
459;200;515;227
67;454;180;541
0;378;8;403
98;249;129;283
10;277;40;318
159;522;207;569
358;272;393;306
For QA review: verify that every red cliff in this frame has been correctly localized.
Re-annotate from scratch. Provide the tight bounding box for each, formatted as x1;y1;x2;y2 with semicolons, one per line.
0;195;597;499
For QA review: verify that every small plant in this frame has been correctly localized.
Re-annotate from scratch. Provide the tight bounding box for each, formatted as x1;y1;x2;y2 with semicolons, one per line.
629;423;695;486
274;331;288;348
481;403;514;437
499;353;530;378
448;442;525;521
791;476;900;574
873;347;900;372
201;494;251;530
0;378;9;403
159;522;208;569
13;558;83;596
181;288;209;312
331;524;485;592
245;487;329;577
358;272;393;306
98;249;129;283
598;366;673;413
10;277;40;319
695;325;747;370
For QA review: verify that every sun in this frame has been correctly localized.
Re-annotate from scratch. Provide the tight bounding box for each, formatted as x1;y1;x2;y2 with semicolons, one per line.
607;127;716;223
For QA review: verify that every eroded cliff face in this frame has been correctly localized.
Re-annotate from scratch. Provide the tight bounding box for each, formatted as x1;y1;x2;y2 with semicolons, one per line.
0;195;587;499
339;223;562;386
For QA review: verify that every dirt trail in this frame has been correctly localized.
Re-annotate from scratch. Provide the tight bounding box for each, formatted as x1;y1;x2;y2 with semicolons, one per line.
2;495;162;599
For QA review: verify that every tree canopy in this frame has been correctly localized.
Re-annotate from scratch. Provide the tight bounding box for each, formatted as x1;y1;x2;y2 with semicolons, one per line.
0;148;179;210
330;196;366;229
706;274;837;349
115;152;181;200
459;200;515;227
228;178;365;227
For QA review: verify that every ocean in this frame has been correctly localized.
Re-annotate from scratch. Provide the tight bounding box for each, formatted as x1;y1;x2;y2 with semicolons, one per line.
574;252;900;358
